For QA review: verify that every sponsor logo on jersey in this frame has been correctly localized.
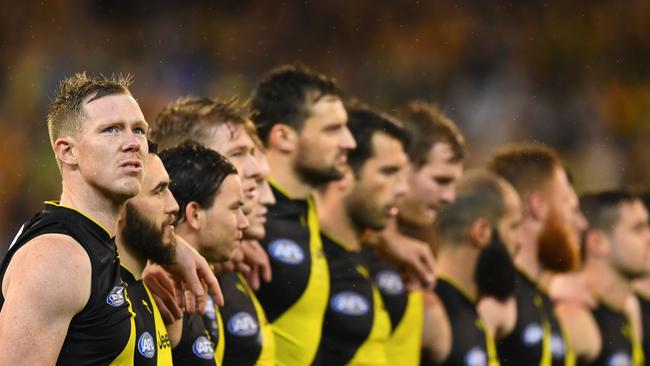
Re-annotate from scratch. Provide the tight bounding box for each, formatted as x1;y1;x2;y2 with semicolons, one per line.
204;295;216;319
158;331;171;350
607;352;631;366
464;346;487;366
330;291;369;316
192;336;214;360
550;332;565;358
375;270;404;295
268;239;304;264
227;312;259;337
522;322;544;346
138;332;156;359
106;285;126;307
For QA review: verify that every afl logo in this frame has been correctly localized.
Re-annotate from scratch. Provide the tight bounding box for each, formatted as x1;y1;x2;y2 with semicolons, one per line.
550;333;565;358
227;312;259;337
137;332;155;359
106;285;126;307
375;270;404;295
464;346;487;366
203;295;216;319
192;336;214;360
522;323;544;346
330;291;369;316
269;239;304;264
607;352;631;366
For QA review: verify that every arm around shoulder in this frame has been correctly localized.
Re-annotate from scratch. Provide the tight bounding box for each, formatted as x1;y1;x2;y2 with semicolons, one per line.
0;234;91;365
555;302;601;363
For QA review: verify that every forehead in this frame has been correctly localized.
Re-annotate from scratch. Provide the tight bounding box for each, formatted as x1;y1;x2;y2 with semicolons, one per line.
215;174;243;202
142;155;169;189
420;142;463;174
83;94;145;128
204;123;255;153
370;132;407;163
618;199;648;224
304;97;347;127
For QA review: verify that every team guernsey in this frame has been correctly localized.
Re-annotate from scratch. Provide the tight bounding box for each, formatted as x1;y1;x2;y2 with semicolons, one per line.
172;295;224;365
362;247;422;366
255;180;329;365
218;271;275;365
120;267;173;365
0;202;135;365
428;277;499;366
318;233;391;365
498;270;572;366
637;293;650;366
590;300;645;366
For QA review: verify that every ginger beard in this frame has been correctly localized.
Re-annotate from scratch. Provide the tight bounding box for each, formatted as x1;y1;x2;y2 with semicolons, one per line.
537;210;580;273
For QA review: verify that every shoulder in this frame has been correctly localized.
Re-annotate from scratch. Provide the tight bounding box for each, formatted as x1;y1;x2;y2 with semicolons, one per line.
3;233;91;313
422;291;452;363
555;302;601;362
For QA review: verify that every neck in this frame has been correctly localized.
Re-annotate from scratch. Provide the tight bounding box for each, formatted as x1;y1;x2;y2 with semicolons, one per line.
115;236;146;279
267;149;312;199
59;180;124;236
584;259;632;311
397;218;436;247
633;276;650;299
515;218;543;282
316;190;360;251
438;243;480;299
175;224;201;255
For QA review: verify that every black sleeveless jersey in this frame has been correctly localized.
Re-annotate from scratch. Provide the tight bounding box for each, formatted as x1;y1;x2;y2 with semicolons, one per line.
120;266;173;365
638;293;650;366
363;247;422;365
172;295;222;365
0;202;135;365
255;181;329;365
428;277;498;366
498;271;558;366
590;301;643;366
218;271;275;365
318;233;391;365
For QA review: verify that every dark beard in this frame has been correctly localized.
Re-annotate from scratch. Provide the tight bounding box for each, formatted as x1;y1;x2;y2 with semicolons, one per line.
475;230;516;301
121;203;176;266
537;213;579;273
295;160;344;188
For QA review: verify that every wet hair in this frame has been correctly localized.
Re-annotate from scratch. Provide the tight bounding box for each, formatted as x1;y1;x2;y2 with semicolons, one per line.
397;101;466;167
151;96;261;151
47;72;132;146
159;141;237;222
487;142;562;198
346;106;409;176
437;170;507;244
251;64;343;144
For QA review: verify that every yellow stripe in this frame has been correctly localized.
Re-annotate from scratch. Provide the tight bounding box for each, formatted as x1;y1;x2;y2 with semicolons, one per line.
557;315;576;366
141;286;173;365
108;289;136;366
237;273;277;365
271;196;330;366
385;291;423;366
216;308;225;365
347;284;391;365
538;319;552;366
481;320;501;366
44;201;112;237
437;275;477;303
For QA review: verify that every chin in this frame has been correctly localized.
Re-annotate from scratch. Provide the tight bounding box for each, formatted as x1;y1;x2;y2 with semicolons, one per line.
243;227;265;241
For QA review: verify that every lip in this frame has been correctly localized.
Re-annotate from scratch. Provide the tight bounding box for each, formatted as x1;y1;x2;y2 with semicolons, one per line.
118;159;143;173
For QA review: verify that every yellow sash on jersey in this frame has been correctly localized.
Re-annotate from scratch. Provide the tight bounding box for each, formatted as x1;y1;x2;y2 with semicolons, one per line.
385;291;423;366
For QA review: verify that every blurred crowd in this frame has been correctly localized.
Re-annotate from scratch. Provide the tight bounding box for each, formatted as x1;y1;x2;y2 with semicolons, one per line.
0;0;648;250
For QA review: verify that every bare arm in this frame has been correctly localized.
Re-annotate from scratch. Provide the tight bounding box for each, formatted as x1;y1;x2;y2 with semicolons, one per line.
555;302;601;363
422;291;452;364
0;234;91;365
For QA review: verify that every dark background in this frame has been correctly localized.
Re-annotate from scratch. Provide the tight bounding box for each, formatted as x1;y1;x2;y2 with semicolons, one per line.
1;0;648;250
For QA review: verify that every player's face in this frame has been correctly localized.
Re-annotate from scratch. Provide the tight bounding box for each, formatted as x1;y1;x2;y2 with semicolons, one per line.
74;94;148;200
120;155;179;265
610;200;650;279
294;96;356;186
203;123;261;212
397;142;463;228
199;174;249;262
497;182;524;256
544;167;588;246
345;132;409;231
244;152;276;240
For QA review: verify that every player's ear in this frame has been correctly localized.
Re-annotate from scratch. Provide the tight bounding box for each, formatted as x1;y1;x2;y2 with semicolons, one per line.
184;202;202;231
527;191;548;223
54;137;78;167
268;123;297;153
469;217;491;248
